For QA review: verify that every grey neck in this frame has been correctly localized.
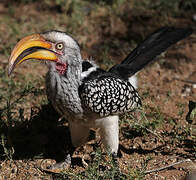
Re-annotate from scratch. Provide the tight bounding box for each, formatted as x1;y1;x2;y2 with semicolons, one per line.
46;58;84;119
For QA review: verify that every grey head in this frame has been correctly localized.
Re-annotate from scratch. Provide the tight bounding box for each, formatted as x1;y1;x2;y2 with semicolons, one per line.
41;30;82;74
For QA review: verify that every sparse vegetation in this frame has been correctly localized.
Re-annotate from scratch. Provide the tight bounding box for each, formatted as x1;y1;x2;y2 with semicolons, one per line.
0;0;195;179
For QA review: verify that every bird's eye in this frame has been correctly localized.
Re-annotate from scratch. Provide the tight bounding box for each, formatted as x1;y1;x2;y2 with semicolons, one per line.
55;43;64;50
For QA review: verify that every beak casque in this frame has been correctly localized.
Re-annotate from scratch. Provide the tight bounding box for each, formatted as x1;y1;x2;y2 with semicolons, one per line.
8;34;58;76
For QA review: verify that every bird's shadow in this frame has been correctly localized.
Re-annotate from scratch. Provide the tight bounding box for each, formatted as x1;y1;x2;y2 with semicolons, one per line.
0;104;72;162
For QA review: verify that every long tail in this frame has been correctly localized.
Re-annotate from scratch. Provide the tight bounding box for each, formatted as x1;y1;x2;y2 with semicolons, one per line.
109;27;192;79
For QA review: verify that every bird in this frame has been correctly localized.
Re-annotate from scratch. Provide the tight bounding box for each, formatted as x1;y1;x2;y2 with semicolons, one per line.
8;27;192;170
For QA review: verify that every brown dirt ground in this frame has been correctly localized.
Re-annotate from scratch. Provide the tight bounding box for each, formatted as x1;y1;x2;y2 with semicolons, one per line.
0;2;196;180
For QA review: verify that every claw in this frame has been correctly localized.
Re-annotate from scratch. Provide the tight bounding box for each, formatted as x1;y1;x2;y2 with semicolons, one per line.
41;154;71;173
82;154;88;168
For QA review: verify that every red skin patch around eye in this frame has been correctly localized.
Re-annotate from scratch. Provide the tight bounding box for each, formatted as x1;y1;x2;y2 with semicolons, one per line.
56;61;67;75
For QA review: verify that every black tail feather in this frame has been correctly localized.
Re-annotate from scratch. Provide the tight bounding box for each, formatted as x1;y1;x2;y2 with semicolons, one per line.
109;27;192;79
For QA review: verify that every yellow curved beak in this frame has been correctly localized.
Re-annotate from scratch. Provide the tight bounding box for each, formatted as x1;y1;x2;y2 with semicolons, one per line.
8;34;57;76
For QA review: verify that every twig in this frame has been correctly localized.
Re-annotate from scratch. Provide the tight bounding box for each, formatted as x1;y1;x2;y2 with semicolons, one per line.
144;159;191;174
135;122;164;143
174;78;196;85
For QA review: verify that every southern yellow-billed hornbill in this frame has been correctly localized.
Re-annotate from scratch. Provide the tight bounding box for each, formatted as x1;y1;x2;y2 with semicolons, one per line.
8;27;192;170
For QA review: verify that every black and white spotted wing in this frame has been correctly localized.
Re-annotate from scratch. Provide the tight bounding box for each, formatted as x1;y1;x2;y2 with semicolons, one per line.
79;75;141;117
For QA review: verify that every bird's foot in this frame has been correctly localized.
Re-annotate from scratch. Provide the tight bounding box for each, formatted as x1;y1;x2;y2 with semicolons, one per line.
112;152;119;168
42;154;72;173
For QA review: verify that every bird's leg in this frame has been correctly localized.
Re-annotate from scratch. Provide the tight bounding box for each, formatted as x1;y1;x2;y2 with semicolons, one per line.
98;115;119;156
98;115;122;176
69;121;90;148
69;120;90;167
97;115;120;165
47;121;90;171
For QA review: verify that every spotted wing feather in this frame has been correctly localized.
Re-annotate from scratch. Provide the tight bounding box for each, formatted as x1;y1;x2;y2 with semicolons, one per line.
80;76;141;117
